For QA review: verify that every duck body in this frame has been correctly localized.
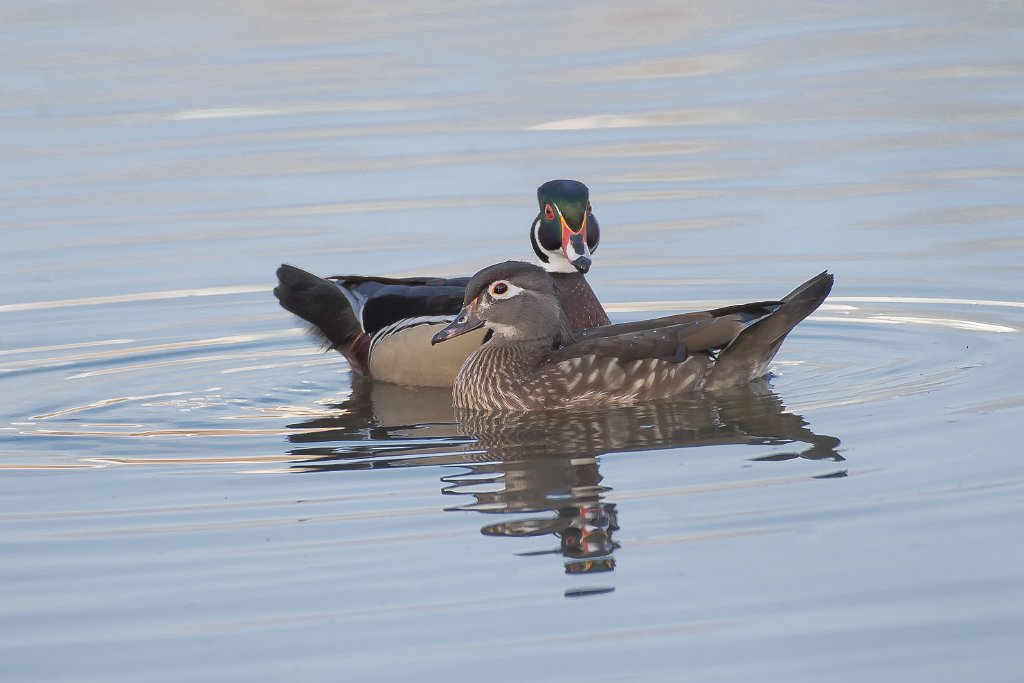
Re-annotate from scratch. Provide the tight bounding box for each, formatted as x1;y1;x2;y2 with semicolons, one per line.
274;180;608;387
432;262;834;412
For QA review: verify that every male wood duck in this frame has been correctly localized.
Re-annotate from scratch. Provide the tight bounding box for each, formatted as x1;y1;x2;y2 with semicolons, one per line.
431;261;834;411
275;180;608;386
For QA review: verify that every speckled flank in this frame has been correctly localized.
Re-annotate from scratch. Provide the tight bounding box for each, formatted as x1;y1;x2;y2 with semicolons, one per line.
452;341;708;411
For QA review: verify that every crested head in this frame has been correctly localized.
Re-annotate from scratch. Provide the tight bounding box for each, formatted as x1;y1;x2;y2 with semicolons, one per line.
463;261;553;302
530;179;601;275
537;180;589;230
463;261;563;342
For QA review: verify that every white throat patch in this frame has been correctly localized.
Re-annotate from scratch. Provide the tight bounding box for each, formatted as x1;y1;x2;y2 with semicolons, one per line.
532;213;590;274
542;255;582;274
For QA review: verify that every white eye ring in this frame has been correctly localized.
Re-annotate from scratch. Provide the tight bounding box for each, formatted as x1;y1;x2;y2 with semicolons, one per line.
488;280;523;299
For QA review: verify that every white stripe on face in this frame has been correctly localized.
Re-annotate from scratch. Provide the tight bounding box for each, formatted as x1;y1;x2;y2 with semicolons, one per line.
487;280;525;300
533;204;590;274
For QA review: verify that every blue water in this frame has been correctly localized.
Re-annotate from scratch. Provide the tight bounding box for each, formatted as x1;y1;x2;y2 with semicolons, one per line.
2;1;1023;681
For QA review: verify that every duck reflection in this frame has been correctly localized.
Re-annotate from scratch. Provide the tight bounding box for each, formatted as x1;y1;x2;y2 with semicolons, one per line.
439;426;619;577
285;376;841;583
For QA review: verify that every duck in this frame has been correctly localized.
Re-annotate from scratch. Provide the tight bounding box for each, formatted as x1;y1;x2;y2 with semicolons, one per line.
431;261;834;411
274;180;608;387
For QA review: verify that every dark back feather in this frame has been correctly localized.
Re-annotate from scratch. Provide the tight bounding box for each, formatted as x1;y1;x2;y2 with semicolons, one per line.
707;271;834;388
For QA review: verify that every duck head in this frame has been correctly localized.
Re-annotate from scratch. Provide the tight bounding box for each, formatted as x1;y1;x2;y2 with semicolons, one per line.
431;261;562;345
530;179;600;275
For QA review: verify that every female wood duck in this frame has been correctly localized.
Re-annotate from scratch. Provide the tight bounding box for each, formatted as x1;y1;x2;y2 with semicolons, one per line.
274;180;608;386
431;261;834;411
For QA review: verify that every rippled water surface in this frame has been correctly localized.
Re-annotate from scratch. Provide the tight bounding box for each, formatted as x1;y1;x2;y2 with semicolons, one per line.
3;1;1024;681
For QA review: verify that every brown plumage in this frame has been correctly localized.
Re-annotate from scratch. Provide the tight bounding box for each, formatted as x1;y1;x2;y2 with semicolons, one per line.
551;271;610;328
432;262;833;411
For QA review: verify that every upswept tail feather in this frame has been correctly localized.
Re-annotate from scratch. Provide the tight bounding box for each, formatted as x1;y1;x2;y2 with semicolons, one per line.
275;265;362;350
274;264;371;373
706;271;834;388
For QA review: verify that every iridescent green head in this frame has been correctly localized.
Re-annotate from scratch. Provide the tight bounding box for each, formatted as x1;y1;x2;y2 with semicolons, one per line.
530;179;600;274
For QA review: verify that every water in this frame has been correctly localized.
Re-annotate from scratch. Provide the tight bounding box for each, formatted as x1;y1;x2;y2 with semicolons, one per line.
2;1;1023;681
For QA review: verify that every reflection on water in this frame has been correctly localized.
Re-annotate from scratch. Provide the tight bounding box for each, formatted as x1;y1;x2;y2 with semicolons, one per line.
285;375;841;593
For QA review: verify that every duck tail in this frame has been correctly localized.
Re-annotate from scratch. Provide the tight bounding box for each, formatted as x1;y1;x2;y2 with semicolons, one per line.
706;271;833;389
274;264;370;374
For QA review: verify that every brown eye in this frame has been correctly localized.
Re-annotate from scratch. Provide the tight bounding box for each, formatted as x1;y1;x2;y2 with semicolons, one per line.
490;281;509;296
543;204;555;221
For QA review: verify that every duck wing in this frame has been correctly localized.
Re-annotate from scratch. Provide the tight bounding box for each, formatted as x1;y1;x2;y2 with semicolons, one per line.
329;276;468;336
550;314;758;365
546;273;832;394
573;300;782;340
327;274;471;288
550;327;690;365
561;298;787;363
